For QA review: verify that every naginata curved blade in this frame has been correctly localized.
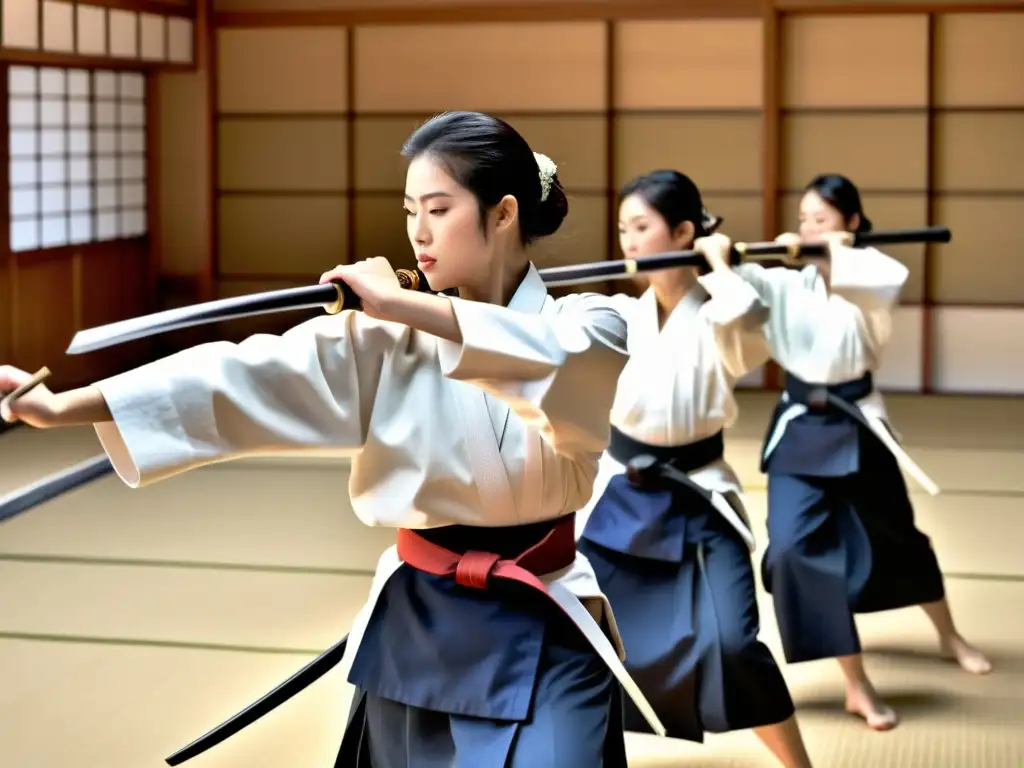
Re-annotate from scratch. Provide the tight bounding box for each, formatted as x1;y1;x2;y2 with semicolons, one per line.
65;283;338;355
165;634;348;765
0;453;113;523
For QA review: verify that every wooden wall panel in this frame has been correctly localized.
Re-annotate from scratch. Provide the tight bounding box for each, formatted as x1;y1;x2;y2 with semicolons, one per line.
607;17;765;270
8;257;76;381
0;264;10;364
194;5;1023;400
701;195;762;246
353;23;607;113
214;0;763;13
614;114;761;191
2;246;152;389
933;13;1024;107
218;118;348;191
779;0;1021;7
353;115;431;192
217;28;348;113
214;27;354;288
929;20;1024;309
77;242;152;380
219;0;683;8
157;71;210;275
614;19;762;109
353;196;414;272
782;15;928;107
930;197;1024;305
780;114;928;191
934;113;1024;193
218;196;349;276
927;10;1024;394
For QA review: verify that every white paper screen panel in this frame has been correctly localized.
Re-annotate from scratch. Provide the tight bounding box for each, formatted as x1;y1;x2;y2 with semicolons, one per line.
7;65;149;253
2;0;194;65
932;308;1024;395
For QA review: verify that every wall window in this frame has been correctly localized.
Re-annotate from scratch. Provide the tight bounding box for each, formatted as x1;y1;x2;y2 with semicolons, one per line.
8;65;147;253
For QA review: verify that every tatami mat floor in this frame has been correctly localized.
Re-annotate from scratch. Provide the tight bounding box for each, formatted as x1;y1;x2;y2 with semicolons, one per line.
0;392;1022;767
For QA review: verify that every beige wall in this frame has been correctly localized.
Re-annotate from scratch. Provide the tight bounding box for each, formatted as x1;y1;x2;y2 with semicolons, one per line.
211;19;765;272
209;18;766;374
778;12;1024;393
152;8;1024;395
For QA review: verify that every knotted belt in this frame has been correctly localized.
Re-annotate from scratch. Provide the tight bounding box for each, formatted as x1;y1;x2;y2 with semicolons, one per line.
608;426;724;504
396;514;575;593
604;426;755;551
166;515;577;765
779;370;939;495
784;371;874;426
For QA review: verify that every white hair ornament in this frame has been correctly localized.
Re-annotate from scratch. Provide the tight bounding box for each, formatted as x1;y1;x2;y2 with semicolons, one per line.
533;152;557;202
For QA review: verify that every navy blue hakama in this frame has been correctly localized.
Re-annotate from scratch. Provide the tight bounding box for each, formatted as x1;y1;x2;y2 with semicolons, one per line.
761;372;946;664
336;516;628;767
579;428;794;743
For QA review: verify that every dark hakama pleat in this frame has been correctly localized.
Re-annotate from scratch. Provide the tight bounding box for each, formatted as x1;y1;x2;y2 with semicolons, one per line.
334;520;627;768
579;476;794;743
761;374;947;664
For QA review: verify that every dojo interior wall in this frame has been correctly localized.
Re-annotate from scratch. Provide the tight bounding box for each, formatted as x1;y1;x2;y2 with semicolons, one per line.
208;18;767;380
195;3;1024;397
0;0;196;392
3;1;1023;395
778;11;1024;395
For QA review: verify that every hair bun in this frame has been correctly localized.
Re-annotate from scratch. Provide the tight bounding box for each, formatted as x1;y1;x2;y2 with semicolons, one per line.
701;208;724;234
532;173;569;238
858;215;873;233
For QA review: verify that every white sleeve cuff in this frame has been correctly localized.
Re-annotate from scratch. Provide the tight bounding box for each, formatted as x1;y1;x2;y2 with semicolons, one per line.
92;368;199;488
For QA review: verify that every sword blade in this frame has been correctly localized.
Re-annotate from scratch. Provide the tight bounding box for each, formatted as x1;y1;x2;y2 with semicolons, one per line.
66;284;337;355
165;634;348;765
0;454;113;524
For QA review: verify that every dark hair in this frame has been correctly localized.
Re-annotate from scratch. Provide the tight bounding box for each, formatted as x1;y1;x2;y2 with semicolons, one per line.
401;111;568;245
619;169;723;239
804;173;873;233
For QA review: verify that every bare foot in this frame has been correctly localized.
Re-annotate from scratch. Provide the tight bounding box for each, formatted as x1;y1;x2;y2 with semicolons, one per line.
942;635;993;675
844;684;899;731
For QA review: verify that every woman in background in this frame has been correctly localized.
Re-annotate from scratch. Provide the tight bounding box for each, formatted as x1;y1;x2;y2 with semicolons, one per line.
740;173;991;731
577;170;814;767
